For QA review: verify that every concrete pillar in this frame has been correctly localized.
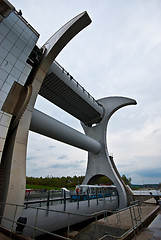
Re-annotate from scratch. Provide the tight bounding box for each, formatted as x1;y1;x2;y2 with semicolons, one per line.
82;96;136;209
0;11;91;229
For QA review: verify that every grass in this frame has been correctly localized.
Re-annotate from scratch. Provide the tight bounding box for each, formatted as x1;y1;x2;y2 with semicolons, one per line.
26;184;61;190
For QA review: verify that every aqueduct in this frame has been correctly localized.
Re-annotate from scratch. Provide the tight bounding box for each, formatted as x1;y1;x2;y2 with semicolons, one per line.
0;0;136;226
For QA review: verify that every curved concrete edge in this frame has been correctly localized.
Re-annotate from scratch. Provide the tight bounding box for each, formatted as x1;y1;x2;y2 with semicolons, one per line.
110;156;134;205
97;96;137;120
42;11;91;71
82;96;137;209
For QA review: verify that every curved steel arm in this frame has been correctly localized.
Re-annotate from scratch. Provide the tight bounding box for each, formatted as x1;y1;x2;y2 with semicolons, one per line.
42;11;91;70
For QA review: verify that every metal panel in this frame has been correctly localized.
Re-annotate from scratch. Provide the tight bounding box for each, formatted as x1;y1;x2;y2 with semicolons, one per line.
5;52;17;66
0;45;8;59
1;37;13;51
15;38;26;50
0;22;10;36
0;32;5;43
6;30;18;44
10;45;21;58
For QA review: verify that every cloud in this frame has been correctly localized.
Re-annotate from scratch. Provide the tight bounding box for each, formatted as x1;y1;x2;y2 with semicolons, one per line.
57;155;68;160
136;169;161;179
49;160;85;169
116;155;161;184
27;156;39;161
48;145;55;150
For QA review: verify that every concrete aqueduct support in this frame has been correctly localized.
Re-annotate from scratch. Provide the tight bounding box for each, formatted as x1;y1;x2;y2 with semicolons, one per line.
0;11;91;227
0;3;137;229
82;97;136;209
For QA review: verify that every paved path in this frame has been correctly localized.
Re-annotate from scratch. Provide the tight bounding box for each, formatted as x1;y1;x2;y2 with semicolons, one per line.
73;198;160;239
131;212;161;240
98;200;159;229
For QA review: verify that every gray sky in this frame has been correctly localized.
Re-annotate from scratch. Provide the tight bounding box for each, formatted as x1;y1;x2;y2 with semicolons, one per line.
12;0;161;184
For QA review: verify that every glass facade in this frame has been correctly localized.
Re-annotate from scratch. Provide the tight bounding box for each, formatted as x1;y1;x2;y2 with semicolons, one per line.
0;10;39;162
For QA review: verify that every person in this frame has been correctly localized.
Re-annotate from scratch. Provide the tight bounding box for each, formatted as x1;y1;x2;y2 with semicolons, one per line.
150;192;160;205
76;187;79;195
18;10;22;16
154;195;160;205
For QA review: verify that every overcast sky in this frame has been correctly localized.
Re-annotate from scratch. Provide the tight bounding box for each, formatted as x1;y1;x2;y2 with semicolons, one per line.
11;0;161;184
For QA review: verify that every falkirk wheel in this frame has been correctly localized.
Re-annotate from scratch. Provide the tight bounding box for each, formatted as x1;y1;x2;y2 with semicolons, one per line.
0;0;136;225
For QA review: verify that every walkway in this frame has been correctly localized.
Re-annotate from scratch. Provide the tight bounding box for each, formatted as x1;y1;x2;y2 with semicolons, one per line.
72;198;160;239
131;212;161;240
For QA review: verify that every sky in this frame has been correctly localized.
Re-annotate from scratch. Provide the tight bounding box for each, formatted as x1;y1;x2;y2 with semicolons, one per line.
11;0;161;184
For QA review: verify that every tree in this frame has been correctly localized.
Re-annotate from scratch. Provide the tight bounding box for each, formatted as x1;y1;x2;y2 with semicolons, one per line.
121;174;132;186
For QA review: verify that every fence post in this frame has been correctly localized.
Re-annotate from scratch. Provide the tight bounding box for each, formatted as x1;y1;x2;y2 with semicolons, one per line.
95;214;99;239
47;190;50;207
129;206;136;240
102;188;106;206
10;204;18;237
67;213;70;238
40;189;43;200
87;188;90;207
96;188;98;205
77;191;79;209
64;190;66;211
33;208;39;239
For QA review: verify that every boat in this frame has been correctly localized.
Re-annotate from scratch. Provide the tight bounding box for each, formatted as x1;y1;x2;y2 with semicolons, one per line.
71;184;118;200
21;185;119;237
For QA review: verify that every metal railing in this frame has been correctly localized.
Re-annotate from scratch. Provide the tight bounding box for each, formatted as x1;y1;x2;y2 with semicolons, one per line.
24;189;115;209
0;200;142;240
54;60;104;112
98;200;142;240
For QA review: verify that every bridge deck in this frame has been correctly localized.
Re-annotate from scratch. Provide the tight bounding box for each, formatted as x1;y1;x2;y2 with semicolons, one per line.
39;61;104;126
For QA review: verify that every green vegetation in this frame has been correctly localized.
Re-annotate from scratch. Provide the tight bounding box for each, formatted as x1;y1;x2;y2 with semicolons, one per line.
26;184;58;190
89;176;113;185
26;174;132;189
131;185;140;190
121;174;132;186
26;176;84;189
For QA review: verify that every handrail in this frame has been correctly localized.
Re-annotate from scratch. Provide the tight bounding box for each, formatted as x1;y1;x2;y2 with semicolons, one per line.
0;200;140;219
0;200;142;240
98;200;142;240
0;215;72;240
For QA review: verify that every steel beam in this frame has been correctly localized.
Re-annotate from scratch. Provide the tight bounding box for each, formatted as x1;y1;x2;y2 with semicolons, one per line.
30;109;101;154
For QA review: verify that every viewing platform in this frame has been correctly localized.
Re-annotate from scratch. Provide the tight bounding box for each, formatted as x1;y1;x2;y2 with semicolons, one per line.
68;198;160;240
0;198;160;240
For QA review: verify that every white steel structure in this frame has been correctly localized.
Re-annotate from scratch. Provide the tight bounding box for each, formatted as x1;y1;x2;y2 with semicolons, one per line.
0;0;136;232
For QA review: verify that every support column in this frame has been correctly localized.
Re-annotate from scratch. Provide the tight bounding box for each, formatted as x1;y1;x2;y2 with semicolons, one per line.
82;96;136;209
1;11;91;229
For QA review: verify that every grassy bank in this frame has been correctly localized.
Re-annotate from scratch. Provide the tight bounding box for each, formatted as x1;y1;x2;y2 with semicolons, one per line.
26;184;61;190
